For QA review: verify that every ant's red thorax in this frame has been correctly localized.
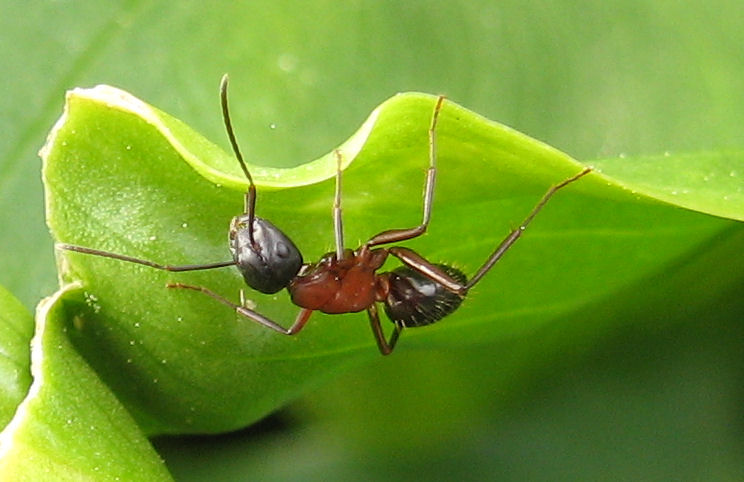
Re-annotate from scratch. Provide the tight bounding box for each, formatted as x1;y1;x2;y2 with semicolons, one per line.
288;247;389;314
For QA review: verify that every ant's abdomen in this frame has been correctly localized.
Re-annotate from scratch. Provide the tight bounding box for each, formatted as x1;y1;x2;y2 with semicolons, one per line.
383;264;467;328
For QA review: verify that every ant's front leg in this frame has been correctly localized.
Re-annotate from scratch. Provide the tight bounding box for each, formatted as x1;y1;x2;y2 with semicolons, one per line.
367;303;402;355
167;283;313;335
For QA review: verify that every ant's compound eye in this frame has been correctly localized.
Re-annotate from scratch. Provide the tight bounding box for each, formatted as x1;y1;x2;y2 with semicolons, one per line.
229;214;303;294
275;242;290;258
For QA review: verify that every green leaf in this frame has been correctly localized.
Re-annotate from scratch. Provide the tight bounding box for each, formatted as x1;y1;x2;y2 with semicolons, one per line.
6;2;744;479
592;152;744;221
0;284;170;480
0;286;33;430
43;84;741;437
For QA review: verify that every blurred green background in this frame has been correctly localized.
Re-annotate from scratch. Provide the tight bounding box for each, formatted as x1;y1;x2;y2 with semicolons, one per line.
2;1;743;480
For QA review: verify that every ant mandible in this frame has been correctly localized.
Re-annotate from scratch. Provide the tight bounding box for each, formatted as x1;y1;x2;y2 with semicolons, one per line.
58;75;591;355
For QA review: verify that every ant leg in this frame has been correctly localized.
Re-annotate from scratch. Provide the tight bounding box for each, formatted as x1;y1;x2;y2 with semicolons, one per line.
57;244;236;272
388;246;467;294
332;150;345;259
239;289;257;310
365;95;446;248
386;168;592;294
464;167;592;291
367;303;402;355
167;282;313;335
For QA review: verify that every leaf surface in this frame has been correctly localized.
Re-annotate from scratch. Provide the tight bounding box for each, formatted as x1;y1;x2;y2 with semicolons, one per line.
43;86;741;435
0;284;170;480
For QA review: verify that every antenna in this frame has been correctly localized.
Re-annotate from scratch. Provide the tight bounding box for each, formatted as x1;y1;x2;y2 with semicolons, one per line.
220;74;257;244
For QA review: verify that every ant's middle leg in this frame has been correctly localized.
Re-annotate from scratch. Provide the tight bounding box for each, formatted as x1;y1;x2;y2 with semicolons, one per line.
365;95;446;248
332;150;346;260
167;282;313;335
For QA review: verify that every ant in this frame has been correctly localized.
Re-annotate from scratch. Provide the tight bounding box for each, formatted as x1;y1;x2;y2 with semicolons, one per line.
58;75;591;355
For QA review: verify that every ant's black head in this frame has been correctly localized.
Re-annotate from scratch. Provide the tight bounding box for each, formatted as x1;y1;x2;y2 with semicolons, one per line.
229;214;303;294
220;74;303;294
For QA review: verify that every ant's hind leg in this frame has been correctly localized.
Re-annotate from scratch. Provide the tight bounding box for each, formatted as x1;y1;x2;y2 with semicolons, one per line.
167;282;313;335
464;167;592;291
364;95;446;248
384;168;592;296
387;246;467;294
367;303;402;355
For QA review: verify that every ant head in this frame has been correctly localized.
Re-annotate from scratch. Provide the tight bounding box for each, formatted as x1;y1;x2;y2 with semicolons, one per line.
221;74;303;294
229;214;303;294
